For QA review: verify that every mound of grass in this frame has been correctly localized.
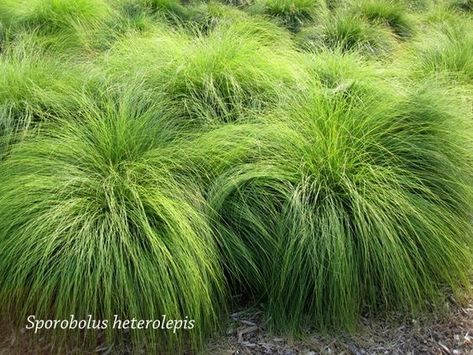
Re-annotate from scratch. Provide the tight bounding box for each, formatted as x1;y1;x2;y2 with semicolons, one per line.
357;0;415;39
205;53;473;333
250;0;327;32
0;0;114;51
105;19;302;123
297;13;395;55
0;91;225;351
117;0;196;23
414;22;473;84
188;1;250;33
449;0;473;12
0;37;92;158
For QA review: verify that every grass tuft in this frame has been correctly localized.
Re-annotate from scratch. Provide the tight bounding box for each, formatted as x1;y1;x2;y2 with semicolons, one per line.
205;53;473;333
104;19;302;124
357;0;415;38
0;90;225;351
413;21;473;84
297;13;395;55
250;0;327;32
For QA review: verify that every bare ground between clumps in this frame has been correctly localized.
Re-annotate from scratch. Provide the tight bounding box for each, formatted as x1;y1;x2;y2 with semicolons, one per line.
205;294;473;355
0;295;472;355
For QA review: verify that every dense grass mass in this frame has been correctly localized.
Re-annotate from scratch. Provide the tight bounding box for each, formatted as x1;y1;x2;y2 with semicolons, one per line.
413;21;473;84
0;0;472;353
357;0;415;38
297;12;395;54
206;65;473;331
251;0;327;31
0;92;225;351
105;19;301;123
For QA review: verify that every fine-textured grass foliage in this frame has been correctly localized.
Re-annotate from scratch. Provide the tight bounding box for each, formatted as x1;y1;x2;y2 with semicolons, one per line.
357;0;415;38
0;91;225;351
449;0;473;12
105;19;302;123
0;0;114;51
413;21;473;84
250;0;327;31
0;37;91;158
118;0;196;22
1;0;473;352
205;53;473;332
297;13;395;55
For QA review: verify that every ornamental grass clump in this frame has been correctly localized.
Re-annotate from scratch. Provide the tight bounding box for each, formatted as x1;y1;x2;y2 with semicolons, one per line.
0;91;225;352
0;37;90;158
413;21;473;84
357;0;415;38
205;52;473;333
0;0;114;51
250;0;328;31
105;19;302;124
449;0;473;12
297;12;395;55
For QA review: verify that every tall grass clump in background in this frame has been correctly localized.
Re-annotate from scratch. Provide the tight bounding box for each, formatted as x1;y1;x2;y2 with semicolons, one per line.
448;0;473;12
296;12;395;55
0;0;116;51
357;0;415;38
116;0;195;24
0;36;90;158
104;19;303;124
413;21;473;84
205;52;473;333
187;2;250;33
0;90;225;352
250;0;328;31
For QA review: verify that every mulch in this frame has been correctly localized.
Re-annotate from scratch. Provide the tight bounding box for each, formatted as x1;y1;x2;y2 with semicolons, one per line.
1;295;472;354
205;296;473;355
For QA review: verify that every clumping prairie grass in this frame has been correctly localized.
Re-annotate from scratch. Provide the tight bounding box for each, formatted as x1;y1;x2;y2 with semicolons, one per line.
449;0;473;12
413;21;473;84
0;0;115;52
357;0;415;38
204;52;473;333
250;0;328;31
104;19;303;124
0;36;94;158
297;12;396;55
0;90;225;351
0;0;473;352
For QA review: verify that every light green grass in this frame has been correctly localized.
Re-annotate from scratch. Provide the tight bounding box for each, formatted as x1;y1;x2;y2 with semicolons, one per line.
0;0;472;352
0;0;115;52
413;21;473;84
0;89;225;351
104;19;303;124
204;52;473;333
297;13;396;55
357;0;415;39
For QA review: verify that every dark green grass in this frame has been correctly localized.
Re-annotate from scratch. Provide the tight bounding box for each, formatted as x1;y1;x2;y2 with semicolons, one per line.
0;90;225;351
249;0;328;32
449;0;473;12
